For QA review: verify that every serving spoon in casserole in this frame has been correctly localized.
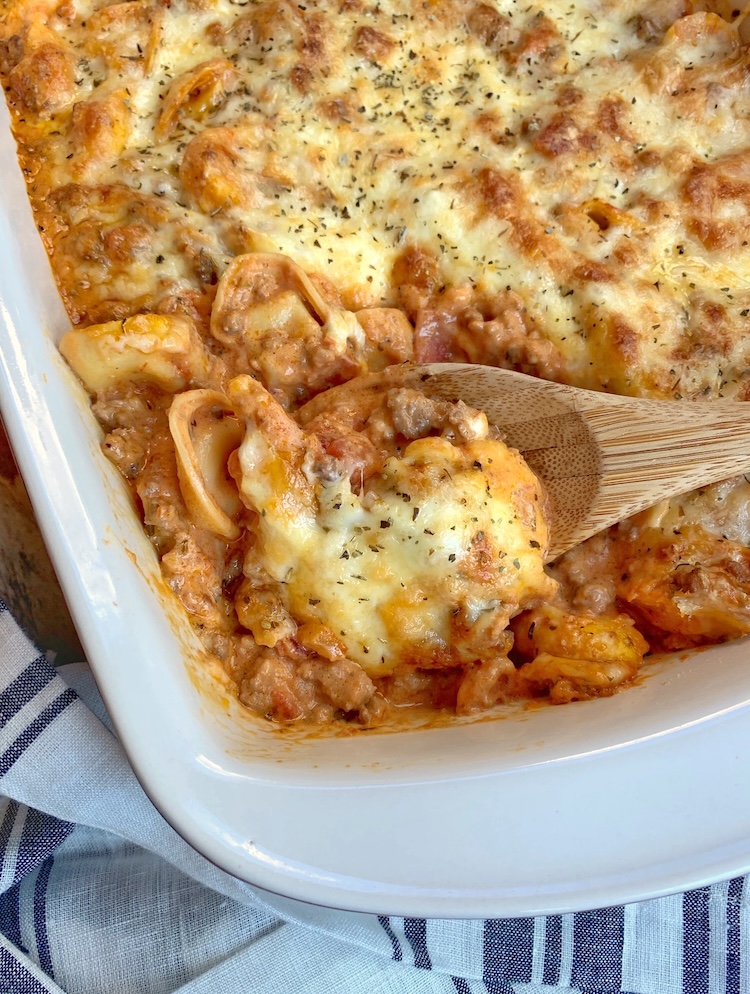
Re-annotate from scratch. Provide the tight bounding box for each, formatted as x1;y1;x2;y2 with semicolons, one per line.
303;362;750;561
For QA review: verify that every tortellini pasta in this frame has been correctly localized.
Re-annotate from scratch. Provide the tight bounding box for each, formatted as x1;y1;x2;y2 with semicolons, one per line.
60;314;213;394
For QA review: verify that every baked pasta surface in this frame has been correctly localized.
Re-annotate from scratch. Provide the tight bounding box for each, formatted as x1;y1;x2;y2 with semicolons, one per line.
3;0;750;725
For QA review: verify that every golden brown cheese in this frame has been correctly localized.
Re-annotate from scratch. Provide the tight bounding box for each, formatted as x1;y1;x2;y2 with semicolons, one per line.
3;0;750;397
222;376;556;676
6;0;750;725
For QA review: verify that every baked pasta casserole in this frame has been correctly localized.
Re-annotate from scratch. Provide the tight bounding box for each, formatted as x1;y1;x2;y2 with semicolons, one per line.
2;0;750;725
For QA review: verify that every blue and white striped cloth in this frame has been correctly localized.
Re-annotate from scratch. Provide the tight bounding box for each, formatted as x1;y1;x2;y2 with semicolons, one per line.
0;596;745;994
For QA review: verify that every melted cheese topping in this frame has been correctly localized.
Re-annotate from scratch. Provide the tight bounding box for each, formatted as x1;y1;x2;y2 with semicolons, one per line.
4;0;750;398
6;0;750;722
230;376;554;675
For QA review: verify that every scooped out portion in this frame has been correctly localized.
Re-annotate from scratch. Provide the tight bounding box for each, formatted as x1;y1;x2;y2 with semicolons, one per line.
226;376;556;682
61;305;649;727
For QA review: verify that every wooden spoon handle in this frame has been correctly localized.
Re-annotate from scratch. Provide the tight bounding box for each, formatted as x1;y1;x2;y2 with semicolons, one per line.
421;363;750;558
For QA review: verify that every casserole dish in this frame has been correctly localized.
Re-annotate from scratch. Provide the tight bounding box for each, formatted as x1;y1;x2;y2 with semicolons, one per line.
3;83;750;918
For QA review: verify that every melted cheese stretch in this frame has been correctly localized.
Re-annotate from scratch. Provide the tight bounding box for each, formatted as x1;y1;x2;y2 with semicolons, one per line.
4;0;750;399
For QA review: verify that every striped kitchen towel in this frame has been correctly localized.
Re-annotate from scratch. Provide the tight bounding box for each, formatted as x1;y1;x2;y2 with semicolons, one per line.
0;596;745;994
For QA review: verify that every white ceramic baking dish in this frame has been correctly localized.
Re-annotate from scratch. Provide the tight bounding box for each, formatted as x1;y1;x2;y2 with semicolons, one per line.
2;97;750;918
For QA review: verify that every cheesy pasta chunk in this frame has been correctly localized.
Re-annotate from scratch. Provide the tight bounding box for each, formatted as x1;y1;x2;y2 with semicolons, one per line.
230;377;554;674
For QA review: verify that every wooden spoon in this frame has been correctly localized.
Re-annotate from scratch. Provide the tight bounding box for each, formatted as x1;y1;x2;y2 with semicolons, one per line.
322;363;750;561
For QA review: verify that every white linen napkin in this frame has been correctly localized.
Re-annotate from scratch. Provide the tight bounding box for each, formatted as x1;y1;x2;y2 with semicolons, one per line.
0;597;745;994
